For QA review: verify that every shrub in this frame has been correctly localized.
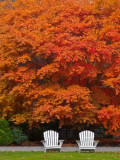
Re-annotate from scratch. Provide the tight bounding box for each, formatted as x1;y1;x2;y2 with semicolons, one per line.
0;119;9;129
12;128;28;145
0;119;13;145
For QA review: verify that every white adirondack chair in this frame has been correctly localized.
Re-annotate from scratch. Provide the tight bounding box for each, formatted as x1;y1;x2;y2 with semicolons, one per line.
76;130;99;152
41;130;64;152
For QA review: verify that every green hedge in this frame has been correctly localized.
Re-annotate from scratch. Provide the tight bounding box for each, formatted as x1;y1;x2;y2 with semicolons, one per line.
0;119;9;129
0;119;13;145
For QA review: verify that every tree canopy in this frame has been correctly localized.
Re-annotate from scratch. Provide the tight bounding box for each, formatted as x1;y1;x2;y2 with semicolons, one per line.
0;0;120;136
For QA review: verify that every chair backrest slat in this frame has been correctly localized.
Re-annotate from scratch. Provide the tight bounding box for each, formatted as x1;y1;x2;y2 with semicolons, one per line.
44;130;59;146
79;130;94;147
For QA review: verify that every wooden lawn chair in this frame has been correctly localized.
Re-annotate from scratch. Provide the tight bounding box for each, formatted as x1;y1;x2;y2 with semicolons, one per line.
76;130;99;152
41;130;64;152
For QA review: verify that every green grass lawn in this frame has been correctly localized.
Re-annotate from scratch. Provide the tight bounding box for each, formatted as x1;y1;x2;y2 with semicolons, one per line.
0;152;120;160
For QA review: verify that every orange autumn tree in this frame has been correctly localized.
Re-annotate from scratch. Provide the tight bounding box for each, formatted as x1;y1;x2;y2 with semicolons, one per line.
0;0;120;136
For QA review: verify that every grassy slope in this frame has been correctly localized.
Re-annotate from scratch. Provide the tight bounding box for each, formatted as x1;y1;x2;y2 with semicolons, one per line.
0;152;120;160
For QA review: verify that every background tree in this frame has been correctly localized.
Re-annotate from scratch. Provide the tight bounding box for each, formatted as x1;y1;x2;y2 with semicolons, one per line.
0;0;120;136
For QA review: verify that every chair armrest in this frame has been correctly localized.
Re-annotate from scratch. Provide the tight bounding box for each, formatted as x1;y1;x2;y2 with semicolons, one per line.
76;140;80;146
59;140;64;146
93;140;99;147
41;140;46;146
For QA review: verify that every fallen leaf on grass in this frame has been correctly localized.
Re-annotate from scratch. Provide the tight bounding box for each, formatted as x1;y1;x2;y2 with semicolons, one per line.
44;154;49;157
116;155;120;157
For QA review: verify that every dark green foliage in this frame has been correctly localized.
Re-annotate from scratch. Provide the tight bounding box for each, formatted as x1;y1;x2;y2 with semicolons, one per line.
28;121;59;141
94;127;113;138
12;128;28;144
0;119;13;145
